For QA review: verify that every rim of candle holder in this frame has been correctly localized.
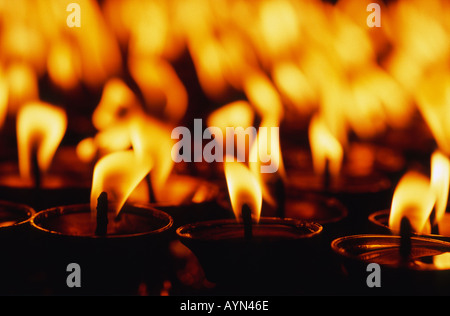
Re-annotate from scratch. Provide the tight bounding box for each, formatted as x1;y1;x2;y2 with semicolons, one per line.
331;234;450;270
368;209;390;230
0;200;35;228
368;209;450;241
176;217;323;241
30;202;173;239
284;191;349;225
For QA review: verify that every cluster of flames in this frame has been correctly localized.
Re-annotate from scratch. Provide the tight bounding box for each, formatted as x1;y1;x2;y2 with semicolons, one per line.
0;0;450;228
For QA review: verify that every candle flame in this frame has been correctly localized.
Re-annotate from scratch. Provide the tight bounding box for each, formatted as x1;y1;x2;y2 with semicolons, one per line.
430;150;450;224
308;114;343;178
249;121;284;208
16;102;67;182
90;150;152;216
129;116;175;202
224;160;262;223
388;171;435;235
0;72;8;129
128;57;188;123
272;61;317;116
416;71;450;156
5;63;39;115
206;100;254;148
47;39;81;90
92;78;143;131
243;69;284;123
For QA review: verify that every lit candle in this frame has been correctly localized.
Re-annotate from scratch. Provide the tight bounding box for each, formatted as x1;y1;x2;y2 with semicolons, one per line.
331;233;450;295
28;149;174;295
0;102;91;210
176;161;323;293
369;150;450;239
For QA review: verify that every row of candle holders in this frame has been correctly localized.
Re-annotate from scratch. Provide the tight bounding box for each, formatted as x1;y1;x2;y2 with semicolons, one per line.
1;161;450;296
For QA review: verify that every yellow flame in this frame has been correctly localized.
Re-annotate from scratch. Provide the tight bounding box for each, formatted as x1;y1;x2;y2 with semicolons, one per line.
308;114;343;178
243;69;284;123
224;160;262;223
128;57;188;123
272;61;317;115
92;78;143;131
351;66;413;131
129;116;175;202
0;72;8;129
69;0;122;88
206;100;254;146
47;39;81;90
189;37;228;100
5;63;39;115
388;171;436;235
76;137;97;163
389;0;449;68
90;150;152;216
258;0;300;60
16;102;67;181
415;71;450;155
331;9;374;70
93;125;132;155
430;150;450;224
433;253;450;270
249;120;284;208
0;22;46;76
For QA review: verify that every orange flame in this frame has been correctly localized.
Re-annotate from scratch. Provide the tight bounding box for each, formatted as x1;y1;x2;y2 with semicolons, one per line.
308;114;343;178
92;78;143;131
249;121;284;208
189;37;228;100
70;0;122;88
257;0;300;61
90;150;152;216
76;137;97;163
224;160;262;223
415;71;450;155
5;63;39;115
206;100;254;147
0;72;8;129
16;102;67;181
272;60;317;116
76;125;132;163
243;69;284;123
47;39;81;91
128;57;188;123
129;116;175;202
388;171;436;235
430;150;450;224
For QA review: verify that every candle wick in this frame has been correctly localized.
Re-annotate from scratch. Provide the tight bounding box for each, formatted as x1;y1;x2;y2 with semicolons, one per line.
323;157;331;190
275;176;285;219
95;191;109;236
146;173;156;203
242;204;253;241
31;142;41;190
399;216;412;262
429;205;439;235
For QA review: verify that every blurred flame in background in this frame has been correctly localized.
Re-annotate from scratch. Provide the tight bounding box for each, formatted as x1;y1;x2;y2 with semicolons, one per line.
1;0;449;138
309;114;343;179
0;0;450;219
16;102;67;182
